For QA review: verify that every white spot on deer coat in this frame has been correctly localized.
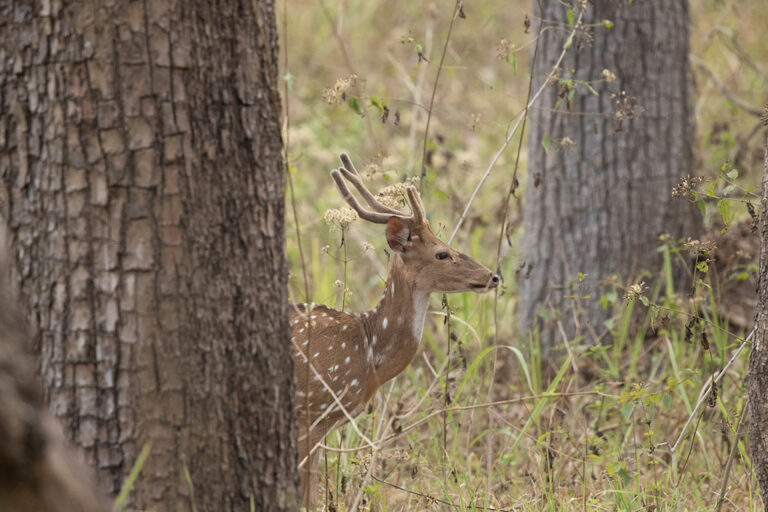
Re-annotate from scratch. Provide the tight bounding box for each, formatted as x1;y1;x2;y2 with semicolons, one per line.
382;318;388;330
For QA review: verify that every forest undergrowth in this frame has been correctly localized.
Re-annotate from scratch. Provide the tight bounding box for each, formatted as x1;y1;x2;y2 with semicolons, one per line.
276;0;768;510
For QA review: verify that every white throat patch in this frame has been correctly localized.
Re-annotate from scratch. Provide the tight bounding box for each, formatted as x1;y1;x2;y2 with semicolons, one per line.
410;292;430;340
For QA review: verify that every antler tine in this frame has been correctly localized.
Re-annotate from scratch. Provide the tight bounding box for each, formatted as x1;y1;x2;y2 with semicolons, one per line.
406;186;426;225
338;153;403;216
330;169;393;224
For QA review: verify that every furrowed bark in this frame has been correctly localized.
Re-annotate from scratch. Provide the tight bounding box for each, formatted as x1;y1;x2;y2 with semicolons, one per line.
749;124;768;509
0;1;297;509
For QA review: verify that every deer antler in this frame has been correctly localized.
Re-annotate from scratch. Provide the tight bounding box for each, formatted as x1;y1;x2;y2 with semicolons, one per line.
331;153;426;225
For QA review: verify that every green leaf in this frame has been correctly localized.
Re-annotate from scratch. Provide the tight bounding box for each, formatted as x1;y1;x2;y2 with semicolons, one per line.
697;199;706;216
511;51;517;76
347;97;364;117
602;19;614;29
563;33;574;50
567;88;576;103
369;95;384;113
726;168;739;180
696;261;709;273
585;83;599;96
283;72;294;92
542;135;551;153
717;198;732;226
621;401;636;420
567;8;575;26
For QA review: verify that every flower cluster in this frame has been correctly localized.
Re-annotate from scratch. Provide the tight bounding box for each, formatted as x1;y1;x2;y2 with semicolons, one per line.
323;207;358;230
322;74;363;105
671;175;703;199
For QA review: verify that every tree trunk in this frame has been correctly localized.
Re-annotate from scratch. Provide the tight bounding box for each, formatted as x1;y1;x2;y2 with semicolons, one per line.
0;243;107;512
749;126;768;509
519;0;702;358
0;1;297;510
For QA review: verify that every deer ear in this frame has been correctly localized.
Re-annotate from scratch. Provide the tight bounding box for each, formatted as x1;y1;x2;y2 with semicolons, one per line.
385;217;410;253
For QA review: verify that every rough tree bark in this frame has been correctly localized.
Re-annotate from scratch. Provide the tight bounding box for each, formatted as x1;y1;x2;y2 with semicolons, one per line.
519;0;702;358
749;125;768;509
0;236;107;512
0;1;297;510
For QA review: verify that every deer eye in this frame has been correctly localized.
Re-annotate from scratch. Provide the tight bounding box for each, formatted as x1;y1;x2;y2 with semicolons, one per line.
435;251;450;260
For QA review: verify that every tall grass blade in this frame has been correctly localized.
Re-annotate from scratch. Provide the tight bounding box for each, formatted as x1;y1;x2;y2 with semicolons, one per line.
112;442;152;512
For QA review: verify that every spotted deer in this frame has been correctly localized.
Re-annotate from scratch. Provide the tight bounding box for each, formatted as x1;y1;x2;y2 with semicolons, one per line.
293;153;500;509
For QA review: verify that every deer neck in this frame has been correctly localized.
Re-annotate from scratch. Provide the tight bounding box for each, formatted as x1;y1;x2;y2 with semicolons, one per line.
361;254;429;387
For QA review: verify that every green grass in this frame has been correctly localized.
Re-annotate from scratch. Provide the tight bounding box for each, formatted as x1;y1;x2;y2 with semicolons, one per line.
295;233;757;510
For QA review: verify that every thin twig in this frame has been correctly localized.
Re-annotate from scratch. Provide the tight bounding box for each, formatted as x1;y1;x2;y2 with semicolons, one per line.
294;342;377;467
714;398;748;512
280;0;318;473
318;390;610;455
691;55;763;117
419;0;462;191
316;0;378;147
349;381;396;510
370;474;512;511
449;8;585;244
713;26;768;86
667;326;756;453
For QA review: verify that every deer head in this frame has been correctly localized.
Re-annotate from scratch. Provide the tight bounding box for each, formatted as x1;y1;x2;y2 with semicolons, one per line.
331;153;500;294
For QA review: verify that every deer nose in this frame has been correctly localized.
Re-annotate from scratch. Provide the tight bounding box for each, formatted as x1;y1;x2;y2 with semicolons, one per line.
490;274;501;287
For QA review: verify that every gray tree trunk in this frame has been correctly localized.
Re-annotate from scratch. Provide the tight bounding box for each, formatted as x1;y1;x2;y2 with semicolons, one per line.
749;126;768;509
519;0;702;358
0;1;297;510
